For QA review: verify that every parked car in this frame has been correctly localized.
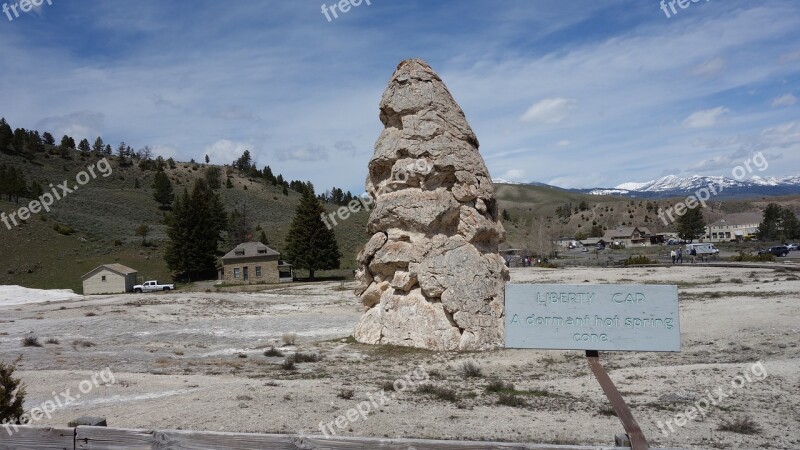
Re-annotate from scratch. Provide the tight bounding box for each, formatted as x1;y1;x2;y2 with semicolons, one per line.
786;243;799;251
758;246;790;257
133;280;176;293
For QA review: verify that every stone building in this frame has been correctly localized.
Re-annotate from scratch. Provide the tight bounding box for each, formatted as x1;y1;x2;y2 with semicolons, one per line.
81;264;138;295
219;241;292;284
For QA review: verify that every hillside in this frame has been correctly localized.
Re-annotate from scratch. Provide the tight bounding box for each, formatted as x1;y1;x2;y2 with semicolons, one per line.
0;150;370;292
494;182;799;249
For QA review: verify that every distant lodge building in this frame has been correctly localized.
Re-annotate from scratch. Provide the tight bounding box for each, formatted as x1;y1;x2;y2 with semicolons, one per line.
218;241;293;284
704;212;762;242
81;264;138;295
578;226;667;248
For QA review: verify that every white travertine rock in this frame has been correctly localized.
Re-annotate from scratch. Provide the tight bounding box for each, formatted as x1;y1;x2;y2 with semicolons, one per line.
353;59;508;351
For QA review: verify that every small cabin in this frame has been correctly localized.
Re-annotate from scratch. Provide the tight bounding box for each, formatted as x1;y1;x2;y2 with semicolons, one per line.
81;264;138;295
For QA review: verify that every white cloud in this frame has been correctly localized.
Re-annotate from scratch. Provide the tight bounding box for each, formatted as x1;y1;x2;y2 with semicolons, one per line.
682;107;730;128
204;139;256;165
274;144;328;162
779;49;800;63
502;169;527;181
35;111;105;142
556;140;571;147
690;57;726;77
519;97;577;124
771;93;797;107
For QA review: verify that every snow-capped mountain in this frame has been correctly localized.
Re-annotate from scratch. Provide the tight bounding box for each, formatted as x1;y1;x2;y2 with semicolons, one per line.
584;174;800;198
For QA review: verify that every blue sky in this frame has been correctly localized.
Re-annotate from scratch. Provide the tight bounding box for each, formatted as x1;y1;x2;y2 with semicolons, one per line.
1;0;799;192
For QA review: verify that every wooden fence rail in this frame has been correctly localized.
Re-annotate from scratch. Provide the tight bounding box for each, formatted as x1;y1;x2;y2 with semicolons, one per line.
0;426;685;450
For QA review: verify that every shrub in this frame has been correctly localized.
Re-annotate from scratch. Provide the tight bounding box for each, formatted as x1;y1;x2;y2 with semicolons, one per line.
281;356;296;371
22;336;42;347
497;393;527;407
626;255;654;265
337;389;355;400
459;361;483;378
380;381;396;391
293;352;321;363
282;333;297;345
731;251;774;262
45;338;60;345
718;416;761;435
52;223;75;235
485;379;514;393
416;384;458;402
0;358;26;425
263;347;283;357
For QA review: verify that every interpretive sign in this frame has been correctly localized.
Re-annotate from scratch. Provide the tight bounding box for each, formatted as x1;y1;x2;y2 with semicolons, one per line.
505;284;680;352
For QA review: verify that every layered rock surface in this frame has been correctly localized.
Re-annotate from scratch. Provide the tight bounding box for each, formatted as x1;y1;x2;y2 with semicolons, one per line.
353;59;508;351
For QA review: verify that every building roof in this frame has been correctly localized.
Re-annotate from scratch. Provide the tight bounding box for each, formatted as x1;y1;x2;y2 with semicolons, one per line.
81;263;138;280
603;226;650;241
708;212;763;228
222;241;280;261
581;238;606;245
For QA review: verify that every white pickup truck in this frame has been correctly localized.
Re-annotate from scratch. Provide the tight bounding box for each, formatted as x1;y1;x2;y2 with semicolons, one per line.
133;280;175;293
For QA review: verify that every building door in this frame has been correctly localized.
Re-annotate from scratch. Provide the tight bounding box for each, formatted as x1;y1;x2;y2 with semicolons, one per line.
243;267;249;281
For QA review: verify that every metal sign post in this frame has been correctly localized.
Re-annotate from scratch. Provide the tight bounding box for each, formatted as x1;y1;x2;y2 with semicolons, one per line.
505;284;681;450
586;350;648;449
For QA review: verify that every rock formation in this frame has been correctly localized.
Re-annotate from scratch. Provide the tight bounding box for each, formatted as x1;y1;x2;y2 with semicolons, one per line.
353;59;508;351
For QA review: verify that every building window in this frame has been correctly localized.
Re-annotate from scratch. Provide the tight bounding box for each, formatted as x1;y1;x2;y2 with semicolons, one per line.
255;266;262;277
101;275;106;282
234;268;240;278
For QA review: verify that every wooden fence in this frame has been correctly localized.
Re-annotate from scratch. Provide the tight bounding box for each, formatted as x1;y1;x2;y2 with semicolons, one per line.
0;426;685;450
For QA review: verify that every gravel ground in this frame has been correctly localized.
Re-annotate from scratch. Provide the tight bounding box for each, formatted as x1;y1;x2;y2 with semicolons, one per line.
1;266;799;449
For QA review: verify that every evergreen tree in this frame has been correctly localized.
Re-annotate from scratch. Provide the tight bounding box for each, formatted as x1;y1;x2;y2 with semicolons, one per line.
92;136;105;153
42;132;55;146
204;166;222;189
758;203;800;241
0;118;13;153
164;179;227;281
152;169;175;209
226;177;234;189
259;230;269;246
117;141;128;166
104;144;112;155
60;135;75;149
676;205;706;243
78;138;91;154
205;154;210;164
0;357;26;426
283;187;341;280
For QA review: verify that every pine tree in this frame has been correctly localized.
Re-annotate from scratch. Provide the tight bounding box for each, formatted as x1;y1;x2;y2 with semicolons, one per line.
42;132;55;146
104;144;112;155
152;169;175;209
78;138;91;154
0;118;13;153
676;205;706;243
93;137;105;153
758;204;800;241
60;135;75;149
283;187;341;280
226;177;234;189
0;356;26;425
259;230;269;246
164;179;227;281
205;154;210;164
